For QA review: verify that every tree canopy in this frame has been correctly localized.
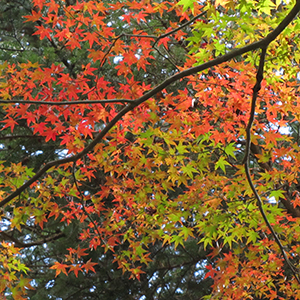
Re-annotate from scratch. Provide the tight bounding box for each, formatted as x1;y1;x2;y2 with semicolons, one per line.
1;0;300;299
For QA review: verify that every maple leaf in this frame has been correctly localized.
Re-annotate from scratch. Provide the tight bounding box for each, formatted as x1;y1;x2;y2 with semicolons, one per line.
47;203;61;220
44;127;58;142
157;37;170;49
177;0;196;12
107;236;120;247
116;62;132;76
18;275;34;290
83;259;97;274
60;134;73;146
214;157;231;174
50;262;69;277
23;10;42;22
33;25;52;40
1;117;18;132
129;266;146;280
32;122;47;135
204;264;218;279
122;13;133;24
75;246;89;258
66;36;82;50
32;0;45;10
132;11;147;24
46;0;59;14
68;264;82;277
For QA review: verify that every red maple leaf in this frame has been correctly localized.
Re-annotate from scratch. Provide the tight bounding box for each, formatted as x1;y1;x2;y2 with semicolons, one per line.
83;259;97;273
33;25;52;40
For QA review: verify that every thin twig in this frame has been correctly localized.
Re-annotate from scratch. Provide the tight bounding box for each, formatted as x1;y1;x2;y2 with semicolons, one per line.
0;230;65;248
244;47;300;285
0;47;24;52
0;99;134;106
122;12;206;47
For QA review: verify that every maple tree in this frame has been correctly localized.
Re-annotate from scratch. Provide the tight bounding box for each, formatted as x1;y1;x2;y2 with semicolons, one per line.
2;0;300;299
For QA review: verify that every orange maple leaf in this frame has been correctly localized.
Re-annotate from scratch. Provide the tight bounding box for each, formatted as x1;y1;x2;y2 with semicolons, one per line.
50;262;68;277
83;259;97;273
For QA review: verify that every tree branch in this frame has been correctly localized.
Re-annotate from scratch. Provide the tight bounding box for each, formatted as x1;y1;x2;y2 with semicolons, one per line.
0;99;134;106
0;46;24;52
244;47;300;285
0;230;65;248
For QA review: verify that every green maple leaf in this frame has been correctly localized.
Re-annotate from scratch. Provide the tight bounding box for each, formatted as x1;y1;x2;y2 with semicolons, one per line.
177;0;196;12
181;164;198;179
269;190;285;201
224;143;236;159
215;157;231;174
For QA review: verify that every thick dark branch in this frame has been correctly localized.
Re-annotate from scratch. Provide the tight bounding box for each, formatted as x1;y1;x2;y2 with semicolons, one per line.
280;194;300;218
243;45;267;165
0;1;299;208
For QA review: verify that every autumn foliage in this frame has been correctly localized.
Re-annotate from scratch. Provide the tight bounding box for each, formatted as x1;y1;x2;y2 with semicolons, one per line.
2;0;300;298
